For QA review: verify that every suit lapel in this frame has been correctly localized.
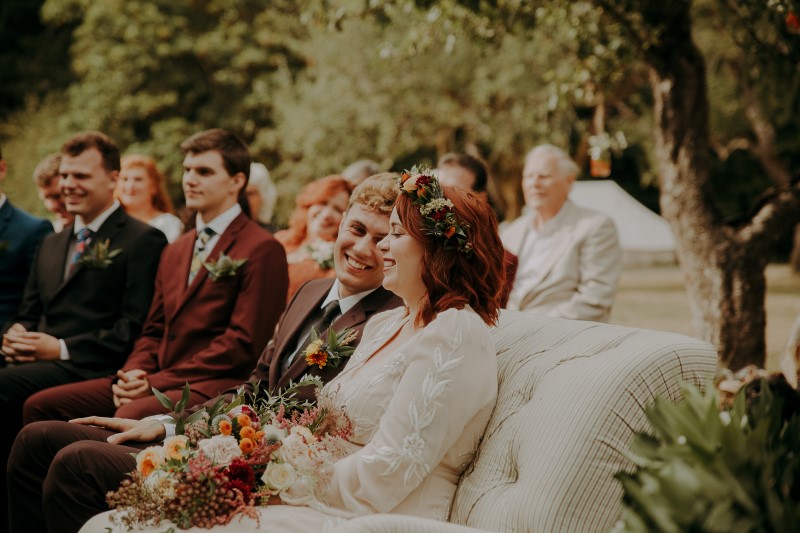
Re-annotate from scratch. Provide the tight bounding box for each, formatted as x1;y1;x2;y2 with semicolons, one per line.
171;213;248;319
279;286;397;386
54;208;127;297
0;201;13;240
163;233;196;323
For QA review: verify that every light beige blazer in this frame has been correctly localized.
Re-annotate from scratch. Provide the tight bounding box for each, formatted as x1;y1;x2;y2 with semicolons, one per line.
501;201;622;322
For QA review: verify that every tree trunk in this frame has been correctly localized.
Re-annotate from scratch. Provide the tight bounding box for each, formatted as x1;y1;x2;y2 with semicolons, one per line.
790;225;800;272
646;9;769;369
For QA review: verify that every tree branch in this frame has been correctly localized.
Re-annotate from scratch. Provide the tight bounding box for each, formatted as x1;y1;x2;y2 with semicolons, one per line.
739;183;800;248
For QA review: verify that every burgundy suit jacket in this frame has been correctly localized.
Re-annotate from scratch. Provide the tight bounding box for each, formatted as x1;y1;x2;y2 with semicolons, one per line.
122;213;288;398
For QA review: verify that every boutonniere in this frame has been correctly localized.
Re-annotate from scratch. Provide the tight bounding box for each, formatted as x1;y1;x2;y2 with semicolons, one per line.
304;327;358;369
77;239;123;269
305;240;335;270
203;252;247;281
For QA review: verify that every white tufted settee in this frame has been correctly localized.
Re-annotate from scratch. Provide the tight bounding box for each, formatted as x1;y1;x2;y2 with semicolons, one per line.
332;310;717;533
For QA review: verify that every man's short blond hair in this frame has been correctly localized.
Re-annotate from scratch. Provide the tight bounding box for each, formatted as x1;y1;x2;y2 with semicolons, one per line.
33;153;62;187
348;172;399;215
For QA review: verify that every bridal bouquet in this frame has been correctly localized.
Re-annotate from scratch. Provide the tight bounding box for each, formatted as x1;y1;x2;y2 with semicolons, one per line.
106;376;352;530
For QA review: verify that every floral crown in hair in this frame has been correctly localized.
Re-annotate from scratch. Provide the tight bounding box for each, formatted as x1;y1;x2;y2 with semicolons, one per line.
398;166;472;255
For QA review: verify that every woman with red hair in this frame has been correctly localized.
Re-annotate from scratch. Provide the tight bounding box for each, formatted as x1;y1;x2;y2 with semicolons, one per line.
274;175;353;301
117;155;183;242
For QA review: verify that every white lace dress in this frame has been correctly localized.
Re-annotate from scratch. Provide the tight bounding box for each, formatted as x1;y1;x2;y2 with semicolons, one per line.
81;306;497;532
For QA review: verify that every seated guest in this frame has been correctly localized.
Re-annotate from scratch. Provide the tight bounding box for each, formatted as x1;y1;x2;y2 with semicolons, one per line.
32;153;74;232
275;175;353;301
0;131;168;527
0;147;53;329
501;144;622;321
342;159;381;187
23;128;289;423
117;155;183;242
245;162;279;232
8;173;403;533
436;152;517;306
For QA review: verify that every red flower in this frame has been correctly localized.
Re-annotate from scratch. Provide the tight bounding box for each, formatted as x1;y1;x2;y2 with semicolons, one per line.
416;175;432;186
430;208;448;222
787;11;800;34
228;459;256;488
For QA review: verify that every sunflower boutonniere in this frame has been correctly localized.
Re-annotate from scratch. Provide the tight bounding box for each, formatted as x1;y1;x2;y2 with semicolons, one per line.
304;327;358;369
203;252;247;281
77;239;123;269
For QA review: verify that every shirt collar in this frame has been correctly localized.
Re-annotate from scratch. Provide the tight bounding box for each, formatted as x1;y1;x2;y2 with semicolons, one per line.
74;200;121;235
0;194;6;210
531;199;571;235
321;279;378;315
195;203;242;237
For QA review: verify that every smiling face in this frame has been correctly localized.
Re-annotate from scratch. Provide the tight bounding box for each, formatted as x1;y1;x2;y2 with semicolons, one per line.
333;203;389;298
522;152;574;220
307;190;350;243
60;148;118;223
182;150;244;222
37;180;72;223
118;166;155;211
378;207;426;307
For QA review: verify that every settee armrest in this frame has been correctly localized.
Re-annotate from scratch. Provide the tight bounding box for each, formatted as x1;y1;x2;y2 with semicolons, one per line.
333;514;492;533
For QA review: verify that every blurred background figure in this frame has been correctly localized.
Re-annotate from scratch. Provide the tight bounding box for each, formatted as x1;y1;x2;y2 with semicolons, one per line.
275;175;353;302
117;155;183;243
246;162;278;233
501;144;621;322
342;159;381;187
32;153;73;232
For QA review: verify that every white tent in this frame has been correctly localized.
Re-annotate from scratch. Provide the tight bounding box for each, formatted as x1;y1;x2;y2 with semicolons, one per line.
569;180;677;266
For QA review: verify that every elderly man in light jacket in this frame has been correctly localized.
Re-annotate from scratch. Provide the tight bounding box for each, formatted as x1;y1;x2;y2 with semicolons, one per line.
501;144;622;322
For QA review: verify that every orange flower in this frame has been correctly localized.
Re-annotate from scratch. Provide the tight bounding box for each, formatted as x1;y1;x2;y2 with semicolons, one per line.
306;349;328;368
219;419;233;436
135;446;164;477
444;226;456;238
237;413;252;428
416;187;426;198
254;430;264;442
240;426;256;440
400;172;411;183
239;437;255;454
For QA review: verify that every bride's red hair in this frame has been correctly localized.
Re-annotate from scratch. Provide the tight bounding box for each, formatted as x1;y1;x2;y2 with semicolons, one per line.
395;187;505;327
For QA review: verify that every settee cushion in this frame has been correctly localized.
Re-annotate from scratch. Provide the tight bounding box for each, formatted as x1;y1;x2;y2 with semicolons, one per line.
443;310;717;532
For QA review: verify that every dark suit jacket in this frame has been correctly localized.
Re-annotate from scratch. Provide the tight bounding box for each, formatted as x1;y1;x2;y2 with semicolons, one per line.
4;207;167;377
0;200;53;328
254;277;402;399
122;213;289;399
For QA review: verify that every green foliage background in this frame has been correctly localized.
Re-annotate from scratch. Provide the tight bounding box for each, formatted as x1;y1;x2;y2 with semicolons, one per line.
1;0;798;231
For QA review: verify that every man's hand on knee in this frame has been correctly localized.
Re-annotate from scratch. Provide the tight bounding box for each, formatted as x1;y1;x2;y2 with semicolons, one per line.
69;416;167;445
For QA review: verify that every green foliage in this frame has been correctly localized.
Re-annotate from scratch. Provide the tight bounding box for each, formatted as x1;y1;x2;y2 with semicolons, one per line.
613;380;800;532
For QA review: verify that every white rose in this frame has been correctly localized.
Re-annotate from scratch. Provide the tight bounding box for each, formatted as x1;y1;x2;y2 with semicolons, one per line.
289;425;316;443
261;462;297;492
197;435;242;466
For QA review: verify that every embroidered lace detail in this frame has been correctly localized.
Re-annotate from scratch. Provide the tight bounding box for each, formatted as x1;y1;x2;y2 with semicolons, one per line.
361;328;465;487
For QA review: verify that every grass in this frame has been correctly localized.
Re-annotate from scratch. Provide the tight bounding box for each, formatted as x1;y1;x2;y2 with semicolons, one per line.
609;263;800;370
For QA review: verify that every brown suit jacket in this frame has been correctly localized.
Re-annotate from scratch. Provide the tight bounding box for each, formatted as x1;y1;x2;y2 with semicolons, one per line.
121;212;289;398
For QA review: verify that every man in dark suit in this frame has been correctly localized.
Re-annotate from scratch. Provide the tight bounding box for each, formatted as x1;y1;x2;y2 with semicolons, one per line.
7;173;402;533
0;147;53;329
22;128;289;422
0;131;167;532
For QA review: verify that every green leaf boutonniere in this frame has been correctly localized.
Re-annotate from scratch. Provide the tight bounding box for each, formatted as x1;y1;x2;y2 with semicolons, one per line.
304;327;358;369
77;239;122;269
203;252;247;281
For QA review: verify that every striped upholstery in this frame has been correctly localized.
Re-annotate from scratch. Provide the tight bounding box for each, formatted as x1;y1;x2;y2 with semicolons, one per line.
334;310;717;533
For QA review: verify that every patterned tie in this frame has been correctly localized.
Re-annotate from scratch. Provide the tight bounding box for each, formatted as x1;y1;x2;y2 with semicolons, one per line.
70;228;94;265
188;227;216;285
282;300;341;373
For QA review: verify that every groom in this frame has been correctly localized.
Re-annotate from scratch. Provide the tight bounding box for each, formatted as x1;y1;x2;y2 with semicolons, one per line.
7;173;402;533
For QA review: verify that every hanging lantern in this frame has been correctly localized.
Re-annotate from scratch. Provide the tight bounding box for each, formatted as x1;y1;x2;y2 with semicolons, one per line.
588;133;612;178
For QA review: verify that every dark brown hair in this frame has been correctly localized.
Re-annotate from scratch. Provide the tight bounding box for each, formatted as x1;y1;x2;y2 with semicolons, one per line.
180;129;251;183
396;186;505;327
277;175;354;251
61;131;120;172
437;152;488;193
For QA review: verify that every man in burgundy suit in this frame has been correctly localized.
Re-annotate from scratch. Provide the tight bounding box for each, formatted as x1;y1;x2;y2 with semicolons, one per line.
8;173;402;533
20;128;289;424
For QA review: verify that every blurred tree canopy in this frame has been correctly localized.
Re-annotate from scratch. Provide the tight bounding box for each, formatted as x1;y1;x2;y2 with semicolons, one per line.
1;0;798;364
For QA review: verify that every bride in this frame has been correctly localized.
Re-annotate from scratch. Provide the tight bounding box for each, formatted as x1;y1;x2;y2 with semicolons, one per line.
81;168;507;531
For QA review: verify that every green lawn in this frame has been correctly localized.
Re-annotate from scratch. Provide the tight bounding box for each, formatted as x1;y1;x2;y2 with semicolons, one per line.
609;263;800;370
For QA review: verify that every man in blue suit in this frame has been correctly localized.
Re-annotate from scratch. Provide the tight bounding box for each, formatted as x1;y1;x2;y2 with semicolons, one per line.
0;146;53;330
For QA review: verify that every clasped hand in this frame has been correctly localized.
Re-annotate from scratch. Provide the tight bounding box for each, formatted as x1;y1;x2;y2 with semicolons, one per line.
112;369;151;407
1;323;61;364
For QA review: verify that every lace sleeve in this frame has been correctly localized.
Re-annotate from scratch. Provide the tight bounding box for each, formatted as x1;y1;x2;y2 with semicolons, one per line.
319;308;497;516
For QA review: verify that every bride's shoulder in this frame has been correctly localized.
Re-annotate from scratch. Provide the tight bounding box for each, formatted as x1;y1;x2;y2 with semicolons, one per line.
423;306;491;343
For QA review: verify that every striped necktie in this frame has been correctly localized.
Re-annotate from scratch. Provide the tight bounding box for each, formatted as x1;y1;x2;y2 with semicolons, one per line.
188;227;216;284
